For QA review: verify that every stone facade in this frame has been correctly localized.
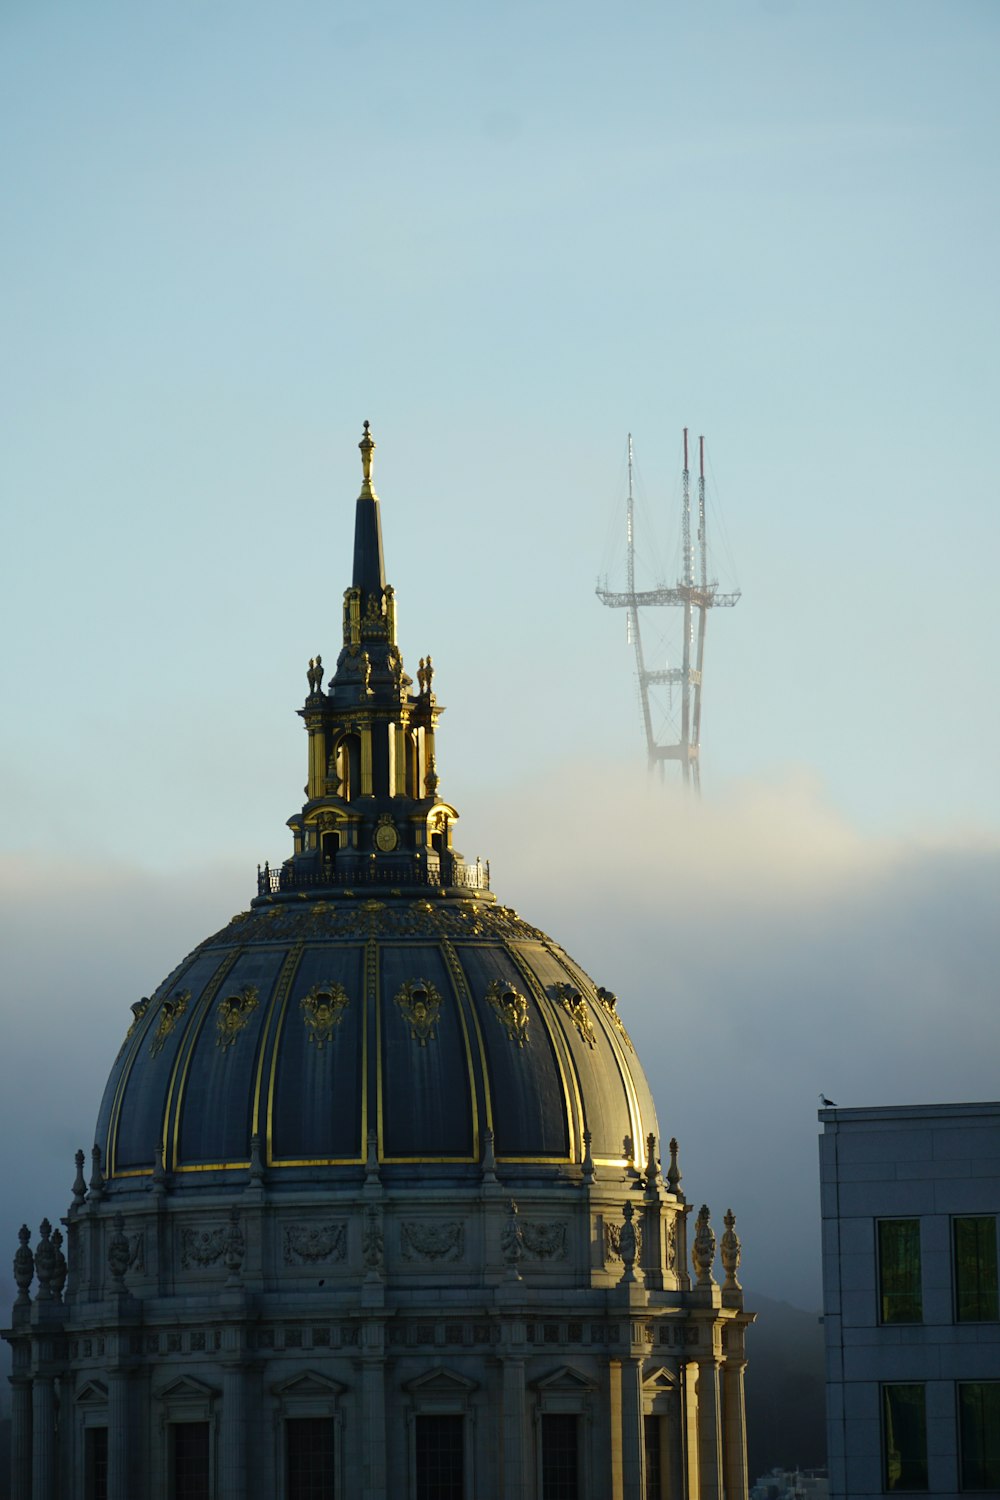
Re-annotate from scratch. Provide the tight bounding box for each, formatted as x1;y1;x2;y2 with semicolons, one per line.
819;1101;1000;1500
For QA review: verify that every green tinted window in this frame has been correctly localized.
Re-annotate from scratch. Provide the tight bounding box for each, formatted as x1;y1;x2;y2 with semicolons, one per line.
959;1384;1000;1490
879;1220;923;1324
954;1218;999;1322
883;1385;928;1492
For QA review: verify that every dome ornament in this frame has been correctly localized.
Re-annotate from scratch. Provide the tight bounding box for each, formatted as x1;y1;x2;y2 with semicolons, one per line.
692;1204;717;1286
301;982;350;1049
13;1225;34;1306
358;419;376;497
501;1200;524;1280
556;985;597;1048
394;978;442;1046
149;991;191;1057
215;986;260;1051
720;1209;742;1290
485;979;530;1047
617;1202;640;1285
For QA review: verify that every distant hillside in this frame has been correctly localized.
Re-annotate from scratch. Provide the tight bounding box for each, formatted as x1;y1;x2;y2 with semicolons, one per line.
745;1293;827;1477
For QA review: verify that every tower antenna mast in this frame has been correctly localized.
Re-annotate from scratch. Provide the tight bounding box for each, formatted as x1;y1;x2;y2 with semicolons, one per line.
596;430;740;789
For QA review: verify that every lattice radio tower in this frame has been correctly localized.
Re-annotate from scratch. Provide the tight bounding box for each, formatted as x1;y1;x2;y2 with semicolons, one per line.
596;430;740;791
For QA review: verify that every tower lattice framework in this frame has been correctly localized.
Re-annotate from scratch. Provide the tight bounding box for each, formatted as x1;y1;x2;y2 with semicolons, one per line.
597;430;740;791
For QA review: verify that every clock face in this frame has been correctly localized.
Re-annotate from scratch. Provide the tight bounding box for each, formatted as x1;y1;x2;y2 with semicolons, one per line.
374;821;398;853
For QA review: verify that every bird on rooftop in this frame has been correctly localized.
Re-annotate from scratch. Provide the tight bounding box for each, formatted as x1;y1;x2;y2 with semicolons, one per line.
819;1093;838;1107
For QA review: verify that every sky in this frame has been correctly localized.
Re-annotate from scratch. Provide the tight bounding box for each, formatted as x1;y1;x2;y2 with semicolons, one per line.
1;0;999;1327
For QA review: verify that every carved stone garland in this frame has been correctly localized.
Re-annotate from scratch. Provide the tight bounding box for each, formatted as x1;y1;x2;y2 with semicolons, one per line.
401;1221;465;1263
283;1223;347;1266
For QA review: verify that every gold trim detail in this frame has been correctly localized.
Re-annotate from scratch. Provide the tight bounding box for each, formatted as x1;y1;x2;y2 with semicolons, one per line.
596;986;634;1051
215;985;260;1050
485;979;530;1047
506;946;577;1163
300;981;350;1048
149;991;191;1057
394;978;442;1046
167;952;241;1172
556;984;597;1048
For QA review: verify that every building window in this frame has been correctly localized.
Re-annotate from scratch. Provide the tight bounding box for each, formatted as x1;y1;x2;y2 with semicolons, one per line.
172;1421;211;1500
287;1417;335;1500
959;1384;1000;1490
883;1385;928;1492
954;1218;999;1322
85;1426;108;1500
644;1414;662;1500
541;1413;579;1500
415;1414;464;1500
878;1220;923;1323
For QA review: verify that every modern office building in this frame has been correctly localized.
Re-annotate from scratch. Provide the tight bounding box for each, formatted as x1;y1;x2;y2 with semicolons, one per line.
819;1102;1000;1499
3;426;753;1500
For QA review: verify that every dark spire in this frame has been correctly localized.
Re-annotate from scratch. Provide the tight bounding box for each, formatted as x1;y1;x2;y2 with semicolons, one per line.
352;420;386;598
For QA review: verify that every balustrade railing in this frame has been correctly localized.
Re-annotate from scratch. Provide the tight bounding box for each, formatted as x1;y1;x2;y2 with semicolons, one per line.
256;858;490;897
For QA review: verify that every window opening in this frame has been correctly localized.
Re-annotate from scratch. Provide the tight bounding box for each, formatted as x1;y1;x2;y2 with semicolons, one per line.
954;1218;999;1322
878;1220;923;1324
883;1385;928;1492
415;1414;464;1500
542;1413;580;1500
287;1417;335;1500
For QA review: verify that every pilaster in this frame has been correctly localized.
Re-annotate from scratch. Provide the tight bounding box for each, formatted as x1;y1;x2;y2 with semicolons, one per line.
10;1373;32;1500
30;1374;55;1500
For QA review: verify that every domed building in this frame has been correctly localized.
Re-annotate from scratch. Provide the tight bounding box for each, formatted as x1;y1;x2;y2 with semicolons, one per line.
5;426;752;1500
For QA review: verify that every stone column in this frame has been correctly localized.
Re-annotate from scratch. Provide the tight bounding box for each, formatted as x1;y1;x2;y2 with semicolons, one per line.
11;1376;32;1500
695;1359;723;1500
107;1368;130;1500
361;1323;386;1500
360;725;373;796
394;723;407;796
620;1358;646;1500
220;1365;247;1500
31;1375;55;1500
607;1359;624;1500
722;1361;749;1500
682;1363;700;1500
501;1357;528;1500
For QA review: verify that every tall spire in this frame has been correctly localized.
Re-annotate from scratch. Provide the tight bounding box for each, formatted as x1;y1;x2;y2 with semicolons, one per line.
352;419;386;598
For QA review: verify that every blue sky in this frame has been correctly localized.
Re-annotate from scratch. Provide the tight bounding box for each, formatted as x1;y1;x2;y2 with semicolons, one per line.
1;1;999;1313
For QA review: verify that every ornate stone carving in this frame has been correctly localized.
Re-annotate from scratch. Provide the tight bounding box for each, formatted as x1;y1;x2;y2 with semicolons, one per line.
665;1214;677;1271
72;1149;87;1208
283;1222;347;1266
14;1225;34;1305
362;1208;384;1275
108;1214;130;1288
128;1231;145;1274
300;982;350;1048
605;1217;644;1264
180;1224;228;1269
51;1229;68;1303
720;1208;742;1289
596;986;634;1050
223;1209;245;1279
394;978;442;1046
618;1201;639;1283
501;1199;524;1279
485;979;530;1047
556;986;597;1048
520;1220;567;1261
149;991;191;1056
401;1220;464;1263
34;1219;56;1301
692;1204;717;1286
215;985;259;1050
117;995;151;1059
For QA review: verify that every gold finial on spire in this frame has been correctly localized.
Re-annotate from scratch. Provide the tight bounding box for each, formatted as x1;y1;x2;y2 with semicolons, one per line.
359;419;376;497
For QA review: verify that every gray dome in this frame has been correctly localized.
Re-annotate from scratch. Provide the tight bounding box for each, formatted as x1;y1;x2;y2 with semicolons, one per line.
95;894;658;1190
